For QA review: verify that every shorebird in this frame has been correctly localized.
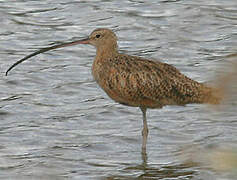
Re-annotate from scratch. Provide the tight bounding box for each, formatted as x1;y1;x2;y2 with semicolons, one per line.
6;28;222;153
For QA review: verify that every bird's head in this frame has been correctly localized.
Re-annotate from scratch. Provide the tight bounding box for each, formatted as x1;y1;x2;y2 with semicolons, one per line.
5;28;118;75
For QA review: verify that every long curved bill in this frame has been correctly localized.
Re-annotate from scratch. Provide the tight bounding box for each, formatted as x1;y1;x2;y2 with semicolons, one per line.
5;37;90;76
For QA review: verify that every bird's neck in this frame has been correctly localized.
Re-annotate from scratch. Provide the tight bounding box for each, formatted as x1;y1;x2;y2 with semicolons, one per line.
95;44;118;61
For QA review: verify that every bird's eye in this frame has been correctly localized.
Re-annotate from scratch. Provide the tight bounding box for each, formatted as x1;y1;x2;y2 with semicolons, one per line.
96;34;101;38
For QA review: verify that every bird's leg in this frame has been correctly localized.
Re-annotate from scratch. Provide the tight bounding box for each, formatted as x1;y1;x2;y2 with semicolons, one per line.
140;107;148;154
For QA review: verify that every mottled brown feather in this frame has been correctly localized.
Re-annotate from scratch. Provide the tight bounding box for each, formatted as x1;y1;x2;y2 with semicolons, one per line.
92;52;221;109
88;29;222;109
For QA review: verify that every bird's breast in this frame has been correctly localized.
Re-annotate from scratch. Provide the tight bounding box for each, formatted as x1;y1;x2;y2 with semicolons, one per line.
92;59;112;90
91;59;129;104
92;60;102;83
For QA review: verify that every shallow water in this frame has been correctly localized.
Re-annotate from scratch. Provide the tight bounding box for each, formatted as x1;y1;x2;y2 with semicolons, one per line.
0;0;237;179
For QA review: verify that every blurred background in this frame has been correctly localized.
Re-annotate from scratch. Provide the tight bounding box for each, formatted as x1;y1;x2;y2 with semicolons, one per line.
0;0;237;179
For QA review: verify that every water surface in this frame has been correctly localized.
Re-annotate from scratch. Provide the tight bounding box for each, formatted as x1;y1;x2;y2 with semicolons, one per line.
0;0;237;179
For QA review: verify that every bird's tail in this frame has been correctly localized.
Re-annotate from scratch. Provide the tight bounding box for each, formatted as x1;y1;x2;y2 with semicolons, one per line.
203;54;237;105
202;86;223;105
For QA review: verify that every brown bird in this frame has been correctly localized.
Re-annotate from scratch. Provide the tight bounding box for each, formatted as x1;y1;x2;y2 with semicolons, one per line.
6;28;222;153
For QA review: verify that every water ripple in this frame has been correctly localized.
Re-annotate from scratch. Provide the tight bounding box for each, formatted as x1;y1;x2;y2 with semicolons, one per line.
0;0;236;179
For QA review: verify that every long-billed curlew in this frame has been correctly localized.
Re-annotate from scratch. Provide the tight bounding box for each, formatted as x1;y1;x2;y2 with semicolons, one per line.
6;28;222;153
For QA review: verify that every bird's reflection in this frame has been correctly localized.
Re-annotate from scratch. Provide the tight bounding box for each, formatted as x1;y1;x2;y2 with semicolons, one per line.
105;155;196;180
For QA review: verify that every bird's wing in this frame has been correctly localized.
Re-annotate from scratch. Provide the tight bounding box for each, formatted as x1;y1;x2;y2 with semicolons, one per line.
104;55;204;107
